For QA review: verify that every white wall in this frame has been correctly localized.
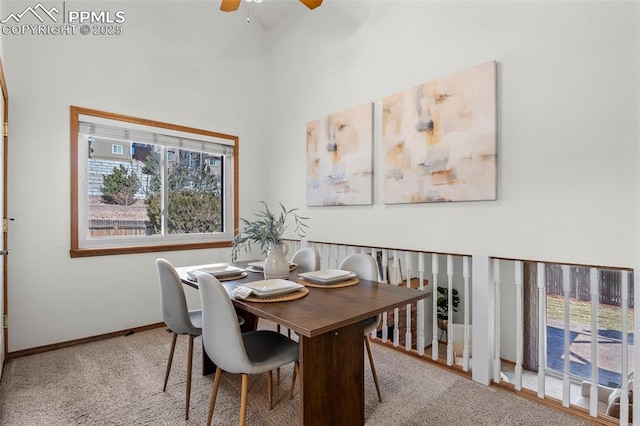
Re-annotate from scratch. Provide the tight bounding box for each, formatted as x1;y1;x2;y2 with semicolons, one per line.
1;0;638;352
2;1;273;351
267;1;639;269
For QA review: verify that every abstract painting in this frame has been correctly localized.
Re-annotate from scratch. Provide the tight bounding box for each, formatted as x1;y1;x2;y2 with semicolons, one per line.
382;61;497;204
306;103;373;206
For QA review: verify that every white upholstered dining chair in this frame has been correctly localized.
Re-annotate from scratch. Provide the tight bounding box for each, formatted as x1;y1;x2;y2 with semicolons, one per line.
291;247;320;270
339;253;383;403
155;258;202;420
197;272;300;426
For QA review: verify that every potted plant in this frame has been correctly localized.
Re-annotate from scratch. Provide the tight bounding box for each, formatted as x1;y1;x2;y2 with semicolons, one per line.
231;201;309;278
436;286;460;333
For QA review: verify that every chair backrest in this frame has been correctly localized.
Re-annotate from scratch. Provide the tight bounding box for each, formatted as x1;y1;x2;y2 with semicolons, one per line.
156;258;200;335
291;248;320;270
197;272;251;374
339;253;379;281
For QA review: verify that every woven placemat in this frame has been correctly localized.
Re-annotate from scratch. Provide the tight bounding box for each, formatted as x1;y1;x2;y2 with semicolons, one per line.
218;272;248;282
295;277;360;288
242;287;309;303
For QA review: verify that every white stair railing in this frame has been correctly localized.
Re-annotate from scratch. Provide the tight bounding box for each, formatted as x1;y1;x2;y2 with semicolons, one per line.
562;265;571;407
620;270;630;425
381;250;389;343
446;254;454;366
404;251;413;351
417;253;426;356
589;267;599;417
370;247;379;339
462;256;471;371
392;250;400;347
289;243;636;423
432;253;440;361
305;243;637;423
537;262;546;399
514;260;523;390
493;258;501;383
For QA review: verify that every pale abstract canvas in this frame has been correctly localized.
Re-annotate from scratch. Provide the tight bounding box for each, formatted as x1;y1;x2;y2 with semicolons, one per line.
382;61;497;204
306;103;373;206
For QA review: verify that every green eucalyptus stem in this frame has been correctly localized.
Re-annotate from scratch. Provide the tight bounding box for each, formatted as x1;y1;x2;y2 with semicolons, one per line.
231;201;309;263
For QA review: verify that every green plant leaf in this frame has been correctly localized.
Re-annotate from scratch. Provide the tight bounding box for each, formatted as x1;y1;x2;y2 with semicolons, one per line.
231;202;309;263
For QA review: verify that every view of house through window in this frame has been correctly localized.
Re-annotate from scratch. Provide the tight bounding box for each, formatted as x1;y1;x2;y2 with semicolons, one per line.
71;107;238;257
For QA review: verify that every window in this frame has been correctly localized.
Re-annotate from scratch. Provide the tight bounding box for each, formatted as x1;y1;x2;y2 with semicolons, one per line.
70;106;238;257
544;266;633;388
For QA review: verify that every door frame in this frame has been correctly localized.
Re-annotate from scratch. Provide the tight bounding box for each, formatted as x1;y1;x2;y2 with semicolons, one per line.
0;56;9;361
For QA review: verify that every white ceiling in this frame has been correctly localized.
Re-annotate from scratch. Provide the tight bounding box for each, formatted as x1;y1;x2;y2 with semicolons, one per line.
234;0;308;30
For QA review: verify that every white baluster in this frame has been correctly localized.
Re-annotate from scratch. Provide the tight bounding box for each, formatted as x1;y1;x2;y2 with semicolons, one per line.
537;262;546;398
462;256;470;371
329;244;336;269
447;254;454;366
589;267;599;417
493;258;501;382
381;250;389;342
370;248;379;339
620;271;629;425
319;244;326;269
417;253;425;356
338;245;346;267
405;251;412;351
562;265;570;407
514;261;523;390
393;250;400;347
432;253;439;361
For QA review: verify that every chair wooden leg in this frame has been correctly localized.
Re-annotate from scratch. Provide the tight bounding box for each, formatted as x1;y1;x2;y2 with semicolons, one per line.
240;374;249;426
267;370;273;410
207;368;223;426
185;334;194;420
163;333;177;392
365;335;382;403
289;361;299;399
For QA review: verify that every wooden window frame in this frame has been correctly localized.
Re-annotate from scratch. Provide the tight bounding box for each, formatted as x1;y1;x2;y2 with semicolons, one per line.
69;106;239;258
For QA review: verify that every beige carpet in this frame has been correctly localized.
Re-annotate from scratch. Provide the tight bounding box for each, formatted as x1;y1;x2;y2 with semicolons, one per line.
0;324;591;425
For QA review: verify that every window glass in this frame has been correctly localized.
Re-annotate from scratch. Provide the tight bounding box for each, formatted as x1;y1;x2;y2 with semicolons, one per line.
70;106;238;257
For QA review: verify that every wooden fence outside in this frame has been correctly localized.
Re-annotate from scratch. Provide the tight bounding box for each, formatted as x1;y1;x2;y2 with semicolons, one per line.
88;219;151;237
546;265;635;308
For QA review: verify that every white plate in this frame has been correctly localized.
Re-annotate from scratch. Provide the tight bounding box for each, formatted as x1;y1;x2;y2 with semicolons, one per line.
247;261;297;272
299;269;356;284
188;265;245;279
242;279;304;297
247;261;265;270
203;262;228;271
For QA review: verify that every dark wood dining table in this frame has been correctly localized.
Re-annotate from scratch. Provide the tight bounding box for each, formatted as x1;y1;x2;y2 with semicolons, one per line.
177;261;429;426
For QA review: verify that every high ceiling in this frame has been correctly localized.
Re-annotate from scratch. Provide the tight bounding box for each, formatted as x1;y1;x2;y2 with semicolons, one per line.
229;0;309;30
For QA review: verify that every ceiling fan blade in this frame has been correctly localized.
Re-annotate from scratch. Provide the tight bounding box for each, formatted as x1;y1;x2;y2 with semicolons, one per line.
299;0;323;10
220;0;241;12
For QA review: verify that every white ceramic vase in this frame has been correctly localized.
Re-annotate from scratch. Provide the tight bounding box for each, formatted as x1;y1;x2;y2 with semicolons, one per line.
263;242;289;279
